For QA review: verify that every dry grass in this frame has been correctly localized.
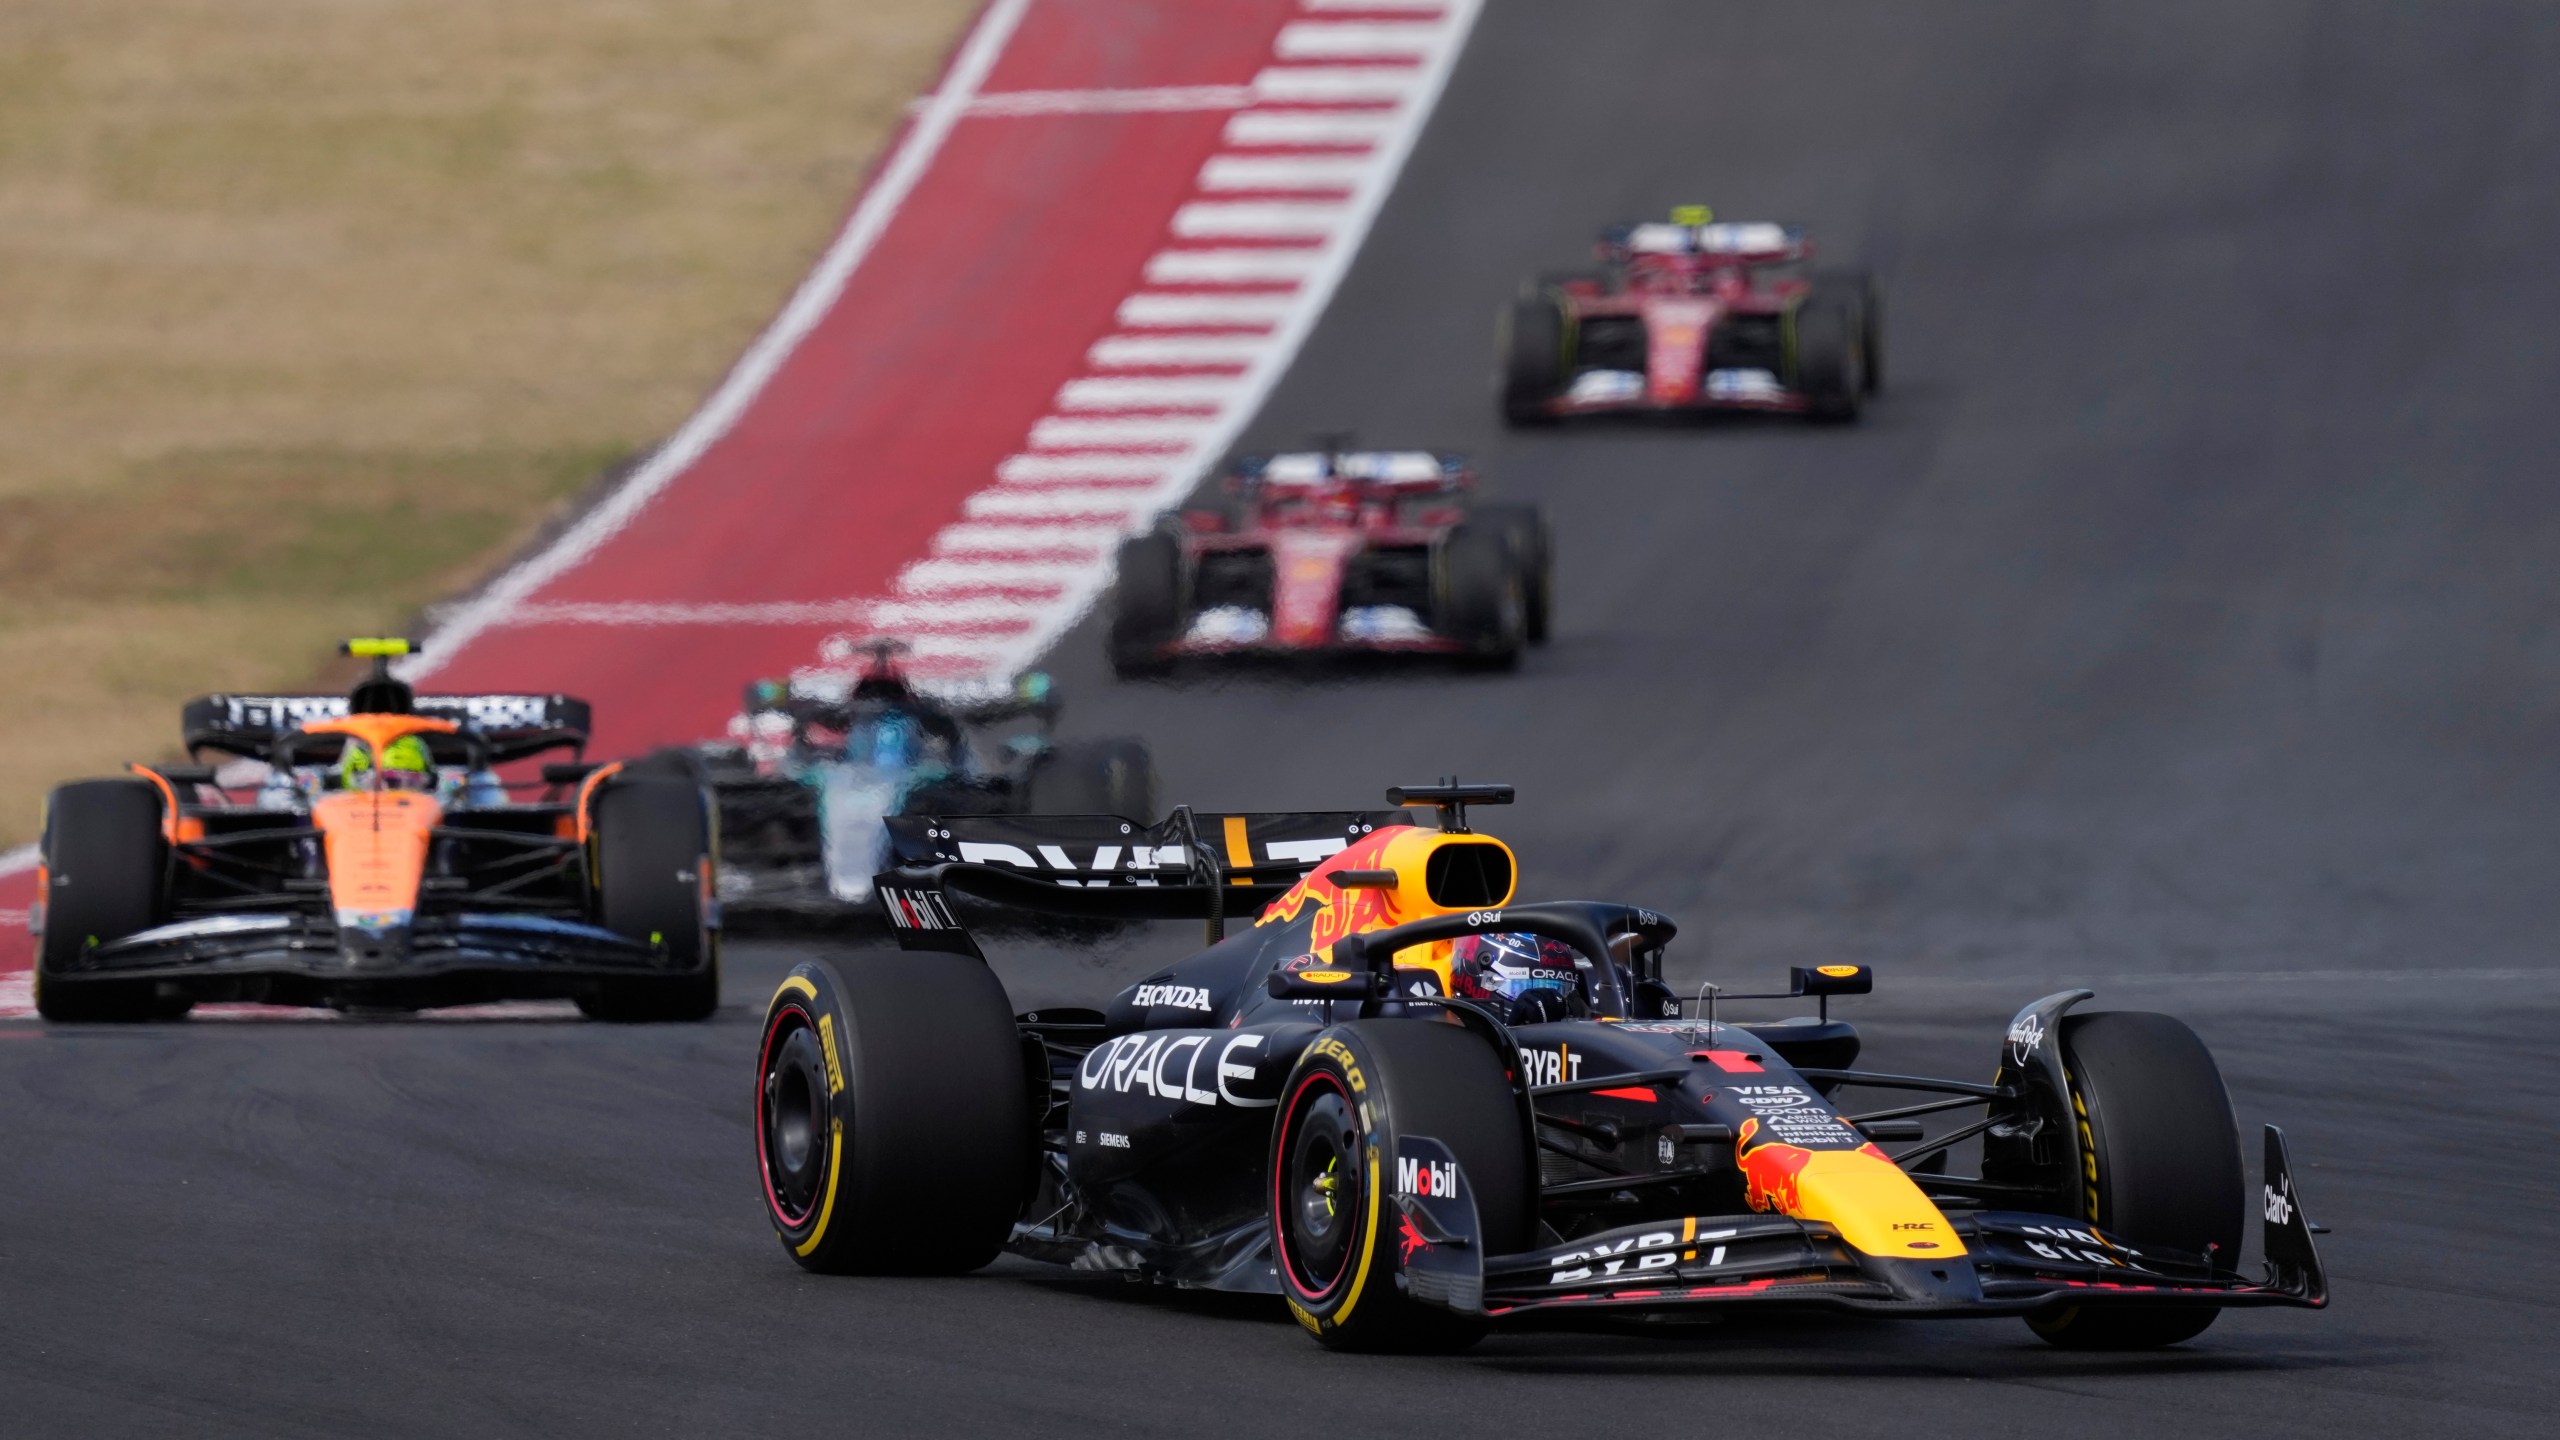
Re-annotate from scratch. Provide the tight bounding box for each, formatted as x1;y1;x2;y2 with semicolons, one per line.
0;0;979;846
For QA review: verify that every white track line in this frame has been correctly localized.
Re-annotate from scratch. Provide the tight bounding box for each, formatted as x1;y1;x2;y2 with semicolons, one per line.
964;488;1156;520
1275;22;1450;59
1056;376;1244;410
1199;155;1371;192
1171;201;1351;239
996;452;1184;483
931;522;1125;555
399;0;1037;680
1086;335;1269;369
1115;292;1298;327
768;0;1484;691
1224;110;1402;147
0;845;32;879
1251;66;1421;103
1145;248;1330;284
1302;0;1450;10
1029;415;1219;448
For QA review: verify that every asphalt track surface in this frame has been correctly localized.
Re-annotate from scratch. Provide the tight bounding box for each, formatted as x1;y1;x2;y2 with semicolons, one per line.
8;2;2560;1435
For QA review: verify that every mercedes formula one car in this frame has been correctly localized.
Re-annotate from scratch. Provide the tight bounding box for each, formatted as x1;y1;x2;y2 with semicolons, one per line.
1502;206;1882;425
1107;451;1552;677
753;783;2325;1352
28;639;718;1022
684;639;1155;916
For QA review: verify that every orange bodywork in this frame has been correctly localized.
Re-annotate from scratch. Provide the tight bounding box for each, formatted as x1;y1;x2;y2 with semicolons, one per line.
298;715;459;925
309;790;444;923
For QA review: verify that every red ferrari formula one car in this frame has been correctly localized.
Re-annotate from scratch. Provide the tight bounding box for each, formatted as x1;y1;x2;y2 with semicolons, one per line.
1106;451;1551;677
1501;207;1882;425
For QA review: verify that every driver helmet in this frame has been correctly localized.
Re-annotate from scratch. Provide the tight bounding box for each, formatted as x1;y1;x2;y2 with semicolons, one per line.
339;734;435;791
1449;932;1585;1014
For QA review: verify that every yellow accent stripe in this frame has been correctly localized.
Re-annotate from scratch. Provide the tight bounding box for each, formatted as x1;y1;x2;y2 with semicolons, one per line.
792;1118;845;1257
1683;1215;1697;1243
1331;1149;1386;1325
775;976;818;1002
1222;815;1252;885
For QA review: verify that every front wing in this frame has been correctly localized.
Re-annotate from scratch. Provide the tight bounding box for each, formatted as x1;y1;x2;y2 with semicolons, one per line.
1399;1127;2327;1322
47;912;692;1009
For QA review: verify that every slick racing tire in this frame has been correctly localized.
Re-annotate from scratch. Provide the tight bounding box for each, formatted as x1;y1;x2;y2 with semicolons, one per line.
1433;524;1526;669
33;778;186;1022
580;774;720;1022
1027;737;1158;822
1271;1020;1533;1353
756;956;1034;1274
1107;531;1184;679
1471;503;1553;645
1814;269;1883;395
2027;1011;2245;1350
1790;279;1869;423
1499;291;1568;427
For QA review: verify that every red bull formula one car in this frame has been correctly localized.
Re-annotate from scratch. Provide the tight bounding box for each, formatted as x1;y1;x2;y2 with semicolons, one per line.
28;640;718;1021
753;783;2326;1352
1106;451;1551;677
1502;207;1882;425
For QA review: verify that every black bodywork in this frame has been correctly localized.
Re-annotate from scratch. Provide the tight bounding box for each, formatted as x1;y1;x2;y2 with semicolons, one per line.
867;803;2329;1327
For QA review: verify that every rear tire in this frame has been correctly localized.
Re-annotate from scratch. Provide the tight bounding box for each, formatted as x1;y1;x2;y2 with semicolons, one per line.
1500;292;1568;427
1107;532;1184;679
1791;281;1868;422
2026;1011;2244;1350
1433;525;1525;669
756;957;1034;1273
580;775;720;1022
1026;737;1158;821
1271;1020;1532;1352
1471;503;1552;644
34;779;184;1022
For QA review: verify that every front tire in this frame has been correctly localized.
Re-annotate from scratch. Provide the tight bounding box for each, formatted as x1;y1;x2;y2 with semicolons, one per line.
34;778;185;1022
1107;532;1184;679
1471;503;1552;644
580;774;720;1022
2026;1011;2244;1350
1499;292;1568;427
1791;280;1869;423
1271;1020;1533;1352
756;957;1034;1273
1433;524;1525;669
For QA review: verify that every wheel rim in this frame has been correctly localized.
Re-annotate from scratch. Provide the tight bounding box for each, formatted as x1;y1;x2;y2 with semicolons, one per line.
1278;1077;1362;1299
757;1005;833;1228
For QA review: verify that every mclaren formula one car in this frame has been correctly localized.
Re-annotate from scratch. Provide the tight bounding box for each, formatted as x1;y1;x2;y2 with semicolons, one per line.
684;639;1155;916
1502;206;1882;425
1107;451;1552;677
28;640;717;1021
754;783;2325;1352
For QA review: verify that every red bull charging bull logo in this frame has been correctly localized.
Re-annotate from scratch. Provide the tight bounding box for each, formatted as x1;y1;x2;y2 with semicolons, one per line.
1735;1117;1816;1215
1257;830;1406;951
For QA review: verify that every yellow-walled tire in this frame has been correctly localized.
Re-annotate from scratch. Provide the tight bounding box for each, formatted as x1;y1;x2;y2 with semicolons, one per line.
1270;1019;1531;1352
755;957;1033;1274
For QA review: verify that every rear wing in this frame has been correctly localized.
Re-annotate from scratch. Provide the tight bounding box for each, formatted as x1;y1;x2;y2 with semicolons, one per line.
876;806;1410;959
182;692;593;764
